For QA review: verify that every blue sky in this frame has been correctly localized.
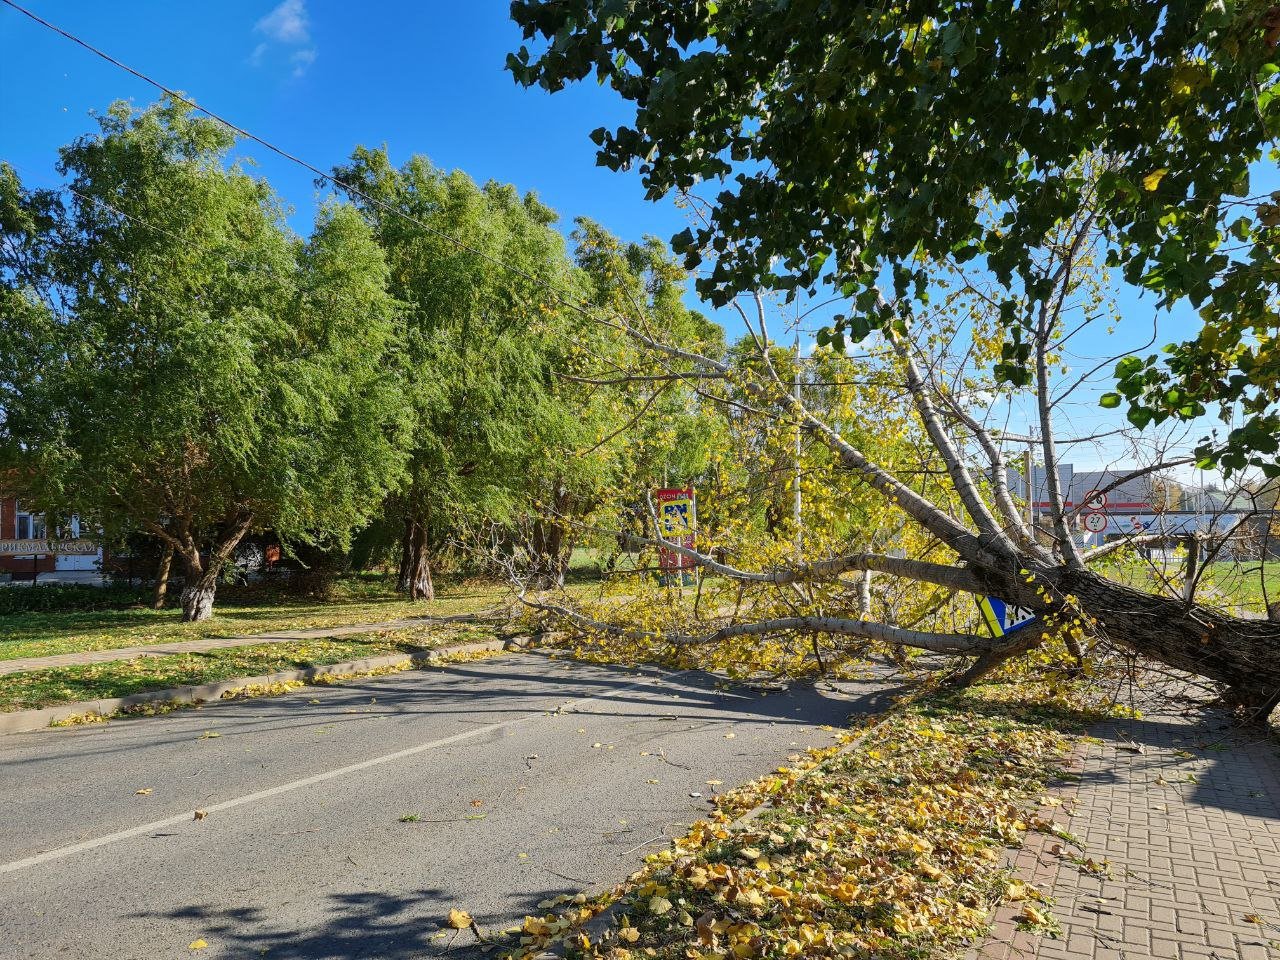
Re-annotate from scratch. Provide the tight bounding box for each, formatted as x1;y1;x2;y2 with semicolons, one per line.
0;1;720;316
0;1;1238;474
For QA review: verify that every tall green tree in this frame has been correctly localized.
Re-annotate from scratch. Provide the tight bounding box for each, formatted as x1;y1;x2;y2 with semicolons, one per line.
0;99;411;620
509;0;1280;471
331;148;596;597
567;221;725;490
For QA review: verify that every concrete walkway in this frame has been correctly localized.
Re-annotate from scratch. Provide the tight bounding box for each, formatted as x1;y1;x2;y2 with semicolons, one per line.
978;690;1280;960
0;612;496;676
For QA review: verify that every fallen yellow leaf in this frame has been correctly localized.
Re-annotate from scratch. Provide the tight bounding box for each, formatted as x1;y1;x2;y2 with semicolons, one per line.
446;908;473;929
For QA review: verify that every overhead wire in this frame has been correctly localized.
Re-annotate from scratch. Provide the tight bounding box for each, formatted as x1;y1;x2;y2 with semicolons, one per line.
0;0;853;374
0;0;632;338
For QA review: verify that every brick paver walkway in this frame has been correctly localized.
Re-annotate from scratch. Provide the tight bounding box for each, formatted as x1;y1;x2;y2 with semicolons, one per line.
978;692;1280;960
0;612;495;676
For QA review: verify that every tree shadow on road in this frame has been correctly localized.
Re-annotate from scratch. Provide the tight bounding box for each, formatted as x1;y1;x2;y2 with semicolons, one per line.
138;882;623;959
1;657;910;770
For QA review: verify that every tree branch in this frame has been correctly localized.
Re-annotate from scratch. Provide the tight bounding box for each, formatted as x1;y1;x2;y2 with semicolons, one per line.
519;594;1008;656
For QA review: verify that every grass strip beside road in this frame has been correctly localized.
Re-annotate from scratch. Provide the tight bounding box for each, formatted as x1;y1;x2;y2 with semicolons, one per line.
501;682;1106;960
0;578;517;662
0;627;497;712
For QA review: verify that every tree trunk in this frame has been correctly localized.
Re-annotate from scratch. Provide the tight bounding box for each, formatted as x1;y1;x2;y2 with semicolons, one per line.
397;514;415;594
530;518;567;589
530;484;573;589
857;570;872;618
976;557;1280;721
153;544;173;610
180;558;218;623
407;518;434;601
396;507;435;602
175;514;253;623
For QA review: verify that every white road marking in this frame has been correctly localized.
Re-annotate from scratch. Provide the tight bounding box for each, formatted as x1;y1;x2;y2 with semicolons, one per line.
0;662;691;876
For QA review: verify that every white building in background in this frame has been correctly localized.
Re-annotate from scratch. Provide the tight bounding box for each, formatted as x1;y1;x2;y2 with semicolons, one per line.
1004;464;1252;550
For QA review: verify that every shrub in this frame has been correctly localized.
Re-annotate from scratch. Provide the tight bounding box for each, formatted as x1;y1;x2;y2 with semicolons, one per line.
0;583;149;615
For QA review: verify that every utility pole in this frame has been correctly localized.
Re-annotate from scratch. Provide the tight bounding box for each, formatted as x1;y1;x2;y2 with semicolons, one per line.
1023;446;1035;536
794;335;803;559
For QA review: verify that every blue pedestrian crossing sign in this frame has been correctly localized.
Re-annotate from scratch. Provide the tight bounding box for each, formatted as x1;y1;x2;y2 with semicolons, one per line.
977;596;1037;638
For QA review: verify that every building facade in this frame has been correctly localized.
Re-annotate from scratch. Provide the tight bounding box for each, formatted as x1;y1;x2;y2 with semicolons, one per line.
0;496;101;577
1004;464;1250;548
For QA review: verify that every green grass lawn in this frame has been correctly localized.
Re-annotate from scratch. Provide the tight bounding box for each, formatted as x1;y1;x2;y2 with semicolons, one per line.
1101;558;1280;614
0;625;503;712
0;576;514;662
0;572;611;713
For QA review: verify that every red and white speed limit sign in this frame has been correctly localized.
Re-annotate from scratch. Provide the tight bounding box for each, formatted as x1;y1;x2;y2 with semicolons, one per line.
1083;489;1108;510
1083;512;1108;533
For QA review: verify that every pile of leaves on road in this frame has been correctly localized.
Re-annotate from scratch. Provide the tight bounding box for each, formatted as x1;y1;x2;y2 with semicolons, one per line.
496;682;1110;959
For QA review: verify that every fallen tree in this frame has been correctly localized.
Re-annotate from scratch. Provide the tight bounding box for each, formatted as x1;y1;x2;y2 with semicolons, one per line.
505;3;1280;721
513;210;1280;722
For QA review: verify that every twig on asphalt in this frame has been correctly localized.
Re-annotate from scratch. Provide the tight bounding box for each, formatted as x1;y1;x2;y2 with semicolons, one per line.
544;867;592;885
655;747;690;770
622;834;666;856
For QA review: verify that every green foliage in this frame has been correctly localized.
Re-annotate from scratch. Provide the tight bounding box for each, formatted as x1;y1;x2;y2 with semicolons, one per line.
332;149;590;540
0;583;150;616
567;218;725;503
509;1;1280;470
0;98;412;590
332;149;723;575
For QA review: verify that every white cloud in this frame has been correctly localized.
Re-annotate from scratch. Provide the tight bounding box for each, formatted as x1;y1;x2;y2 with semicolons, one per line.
252;0;317;76
256;0;310;45
289;48;317;78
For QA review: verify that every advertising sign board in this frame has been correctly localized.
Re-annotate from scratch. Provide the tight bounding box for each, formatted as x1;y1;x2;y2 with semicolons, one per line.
655;488;696;586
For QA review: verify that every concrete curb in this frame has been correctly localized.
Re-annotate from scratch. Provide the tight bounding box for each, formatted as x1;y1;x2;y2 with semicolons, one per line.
0;637;517;736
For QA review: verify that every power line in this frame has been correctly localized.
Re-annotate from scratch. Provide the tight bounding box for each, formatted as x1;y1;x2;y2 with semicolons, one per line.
0;0;844;396
0;0;617;332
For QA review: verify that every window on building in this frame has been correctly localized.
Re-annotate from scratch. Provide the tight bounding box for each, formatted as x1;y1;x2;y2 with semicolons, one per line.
15;506;46;540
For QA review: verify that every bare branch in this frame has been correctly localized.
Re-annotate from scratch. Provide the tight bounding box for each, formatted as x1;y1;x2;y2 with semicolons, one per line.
622;518;984;594
519;594;1007;656
891;323;1019;556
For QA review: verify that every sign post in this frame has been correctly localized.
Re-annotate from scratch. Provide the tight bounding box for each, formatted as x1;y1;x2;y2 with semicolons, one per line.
654;488;696;587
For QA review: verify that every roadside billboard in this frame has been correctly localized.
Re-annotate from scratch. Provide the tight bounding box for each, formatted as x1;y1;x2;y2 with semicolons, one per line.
655;488;696;586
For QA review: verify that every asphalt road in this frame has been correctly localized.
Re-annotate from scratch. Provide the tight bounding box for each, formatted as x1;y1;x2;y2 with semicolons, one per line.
0;651;896;959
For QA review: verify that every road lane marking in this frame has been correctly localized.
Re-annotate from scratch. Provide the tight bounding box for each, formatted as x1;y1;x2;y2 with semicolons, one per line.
0;662;692;876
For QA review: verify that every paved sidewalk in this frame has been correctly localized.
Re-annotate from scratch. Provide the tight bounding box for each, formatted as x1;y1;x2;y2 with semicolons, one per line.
0;612;496;676
979;692;1280;960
